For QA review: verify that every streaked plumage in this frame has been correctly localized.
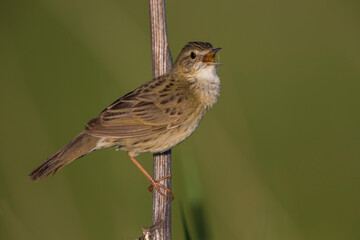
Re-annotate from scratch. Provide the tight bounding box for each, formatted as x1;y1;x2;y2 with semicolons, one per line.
30;41;222;199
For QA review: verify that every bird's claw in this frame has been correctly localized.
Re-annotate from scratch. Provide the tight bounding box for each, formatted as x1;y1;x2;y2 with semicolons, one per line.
148;174;174;200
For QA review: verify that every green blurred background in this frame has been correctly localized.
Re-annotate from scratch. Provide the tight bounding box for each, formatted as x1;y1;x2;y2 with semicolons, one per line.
1;0;359;239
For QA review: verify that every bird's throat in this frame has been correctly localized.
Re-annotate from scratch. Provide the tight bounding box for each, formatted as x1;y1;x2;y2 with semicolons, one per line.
191;65;221;109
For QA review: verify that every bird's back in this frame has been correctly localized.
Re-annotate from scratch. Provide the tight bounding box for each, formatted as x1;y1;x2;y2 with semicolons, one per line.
85;73;206;155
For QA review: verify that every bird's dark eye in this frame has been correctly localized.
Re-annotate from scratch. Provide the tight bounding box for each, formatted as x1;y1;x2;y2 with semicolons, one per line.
190;52;196;59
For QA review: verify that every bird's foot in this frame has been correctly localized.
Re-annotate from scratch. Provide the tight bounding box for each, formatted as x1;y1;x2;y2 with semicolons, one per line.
148;174;174;200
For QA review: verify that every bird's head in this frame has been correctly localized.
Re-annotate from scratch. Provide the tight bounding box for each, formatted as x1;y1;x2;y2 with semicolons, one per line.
173;42;222;76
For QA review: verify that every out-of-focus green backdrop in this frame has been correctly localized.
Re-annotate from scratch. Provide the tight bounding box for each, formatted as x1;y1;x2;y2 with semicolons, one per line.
1;0;359;239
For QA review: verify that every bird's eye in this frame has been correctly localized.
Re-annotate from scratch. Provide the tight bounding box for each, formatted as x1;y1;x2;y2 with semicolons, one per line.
190;52;196;59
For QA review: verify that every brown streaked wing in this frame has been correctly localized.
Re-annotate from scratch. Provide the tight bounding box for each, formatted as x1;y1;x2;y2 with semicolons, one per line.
85;85;185;138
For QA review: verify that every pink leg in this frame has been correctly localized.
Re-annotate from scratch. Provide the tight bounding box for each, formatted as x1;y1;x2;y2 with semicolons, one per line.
128;152;174;200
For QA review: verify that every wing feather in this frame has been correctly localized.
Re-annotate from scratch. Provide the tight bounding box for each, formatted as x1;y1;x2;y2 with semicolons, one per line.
85;79;188;138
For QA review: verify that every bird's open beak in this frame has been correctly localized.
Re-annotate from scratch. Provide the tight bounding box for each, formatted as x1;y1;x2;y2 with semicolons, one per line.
202;48;222;65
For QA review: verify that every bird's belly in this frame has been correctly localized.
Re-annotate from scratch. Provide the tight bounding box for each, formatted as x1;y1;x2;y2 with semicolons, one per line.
124;117;202;155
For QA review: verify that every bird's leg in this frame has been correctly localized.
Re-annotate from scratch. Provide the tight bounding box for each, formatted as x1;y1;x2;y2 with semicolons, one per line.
127;152;174;200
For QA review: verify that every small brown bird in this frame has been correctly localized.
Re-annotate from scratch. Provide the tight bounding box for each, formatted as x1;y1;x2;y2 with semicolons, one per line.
30;41;222;199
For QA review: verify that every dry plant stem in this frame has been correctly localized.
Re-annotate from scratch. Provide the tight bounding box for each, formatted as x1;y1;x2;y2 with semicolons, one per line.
149;0;172;78
149;0;173;239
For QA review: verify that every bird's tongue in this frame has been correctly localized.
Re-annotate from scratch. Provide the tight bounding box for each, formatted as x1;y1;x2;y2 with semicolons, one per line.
202;53;215;63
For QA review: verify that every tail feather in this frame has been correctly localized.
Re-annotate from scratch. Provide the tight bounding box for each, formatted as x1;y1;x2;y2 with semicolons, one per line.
30;132;99;180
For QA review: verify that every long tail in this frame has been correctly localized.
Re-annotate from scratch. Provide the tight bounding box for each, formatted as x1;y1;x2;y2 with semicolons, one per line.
29;132;99;180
